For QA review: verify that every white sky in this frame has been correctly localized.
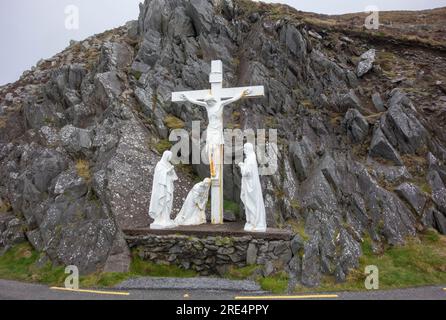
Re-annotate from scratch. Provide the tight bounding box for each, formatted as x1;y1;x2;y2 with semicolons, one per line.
1;0;445;86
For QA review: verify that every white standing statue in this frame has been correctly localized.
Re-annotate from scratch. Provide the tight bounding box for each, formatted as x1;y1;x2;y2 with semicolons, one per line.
175;178;211;226
172;60;265;225
238;143;267;232
149;151;178;229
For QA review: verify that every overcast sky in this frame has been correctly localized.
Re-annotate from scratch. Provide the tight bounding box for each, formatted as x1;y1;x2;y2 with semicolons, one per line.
1;0;445;86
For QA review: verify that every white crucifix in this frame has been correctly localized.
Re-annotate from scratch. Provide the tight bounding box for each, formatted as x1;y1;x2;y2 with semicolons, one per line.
172;60;264;224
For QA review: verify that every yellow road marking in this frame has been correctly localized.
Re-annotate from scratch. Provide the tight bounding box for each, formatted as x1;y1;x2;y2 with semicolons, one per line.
50;287;130;296
235;294;338;300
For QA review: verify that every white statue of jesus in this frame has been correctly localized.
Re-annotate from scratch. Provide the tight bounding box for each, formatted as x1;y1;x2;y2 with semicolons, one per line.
174;178;211;226
180;90;249;224
180;89;250;156
149;150;177;229
238;143;267;232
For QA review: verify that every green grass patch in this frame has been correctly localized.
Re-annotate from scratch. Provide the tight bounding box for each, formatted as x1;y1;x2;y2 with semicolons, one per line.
225;265;288;294
376;51;397;72
287;219;309;241
264;116;277;128
0;244;198;289
153;139;172;154
419;182;432;195
0;243;39;281
0;243;66;285
131;70;142;81
214;236;234;247
80;272;133;288
259;272;289;294
423;229;440;243
223;199;240;216
225;265;261;280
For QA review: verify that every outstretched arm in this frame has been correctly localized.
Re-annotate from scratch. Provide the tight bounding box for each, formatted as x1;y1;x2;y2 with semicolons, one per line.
221;89;250;107
180;94;207;107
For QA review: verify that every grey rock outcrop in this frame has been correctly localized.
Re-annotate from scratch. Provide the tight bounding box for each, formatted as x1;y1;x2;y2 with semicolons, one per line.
97;42;134;73
394;182;427;216
369;125;403;165
340;89;363;112
0;214;25;253
60;125;92;155
290;137;317;181
372;92;386;112
428;169;446;215
380;101;429;155
342;109;369;143
356;49;375;77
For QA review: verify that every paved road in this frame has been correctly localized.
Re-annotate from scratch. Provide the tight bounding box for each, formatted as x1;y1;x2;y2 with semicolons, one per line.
0;279;445;300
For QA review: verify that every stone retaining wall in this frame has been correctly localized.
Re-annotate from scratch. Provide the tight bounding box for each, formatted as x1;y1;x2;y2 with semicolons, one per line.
125;233;298;276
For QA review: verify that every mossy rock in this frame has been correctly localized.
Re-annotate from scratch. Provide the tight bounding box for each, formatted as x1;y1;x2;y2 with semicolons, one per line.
215;236;234;247
153;139;172;154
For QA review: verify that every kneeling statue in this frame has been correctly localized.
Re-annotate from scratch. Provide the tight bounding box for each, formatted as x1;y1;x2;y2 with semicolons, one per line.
175;178;211;226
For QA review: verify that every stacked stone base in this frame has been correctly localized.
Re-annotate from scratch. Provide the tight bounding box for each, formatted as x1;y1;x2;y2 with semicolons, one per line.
125;233;295;276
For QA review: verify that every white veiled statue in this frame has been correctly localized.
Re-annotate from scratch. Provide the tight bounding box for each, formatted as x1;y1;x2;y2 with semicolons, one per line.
238;143;267;232
149;151;178;229
175;178;211;226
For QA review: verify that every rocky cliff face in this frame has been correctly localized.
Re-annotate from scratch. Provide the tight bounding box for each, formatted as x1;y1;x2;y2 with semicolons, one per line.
0;0;445;286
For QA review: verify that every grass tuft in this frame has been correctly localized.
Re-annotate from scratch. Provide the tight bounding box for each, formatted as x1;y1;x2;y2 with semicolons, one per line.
0;116;7;129
287;219;309;241
131;70;142;81
0;199;12;213
225;265;289;294
223;199;240;217
153;139;172;154
259;272;289;294
164;115;185;129
225;265;261;280
0;243;65;285
75;159;91;182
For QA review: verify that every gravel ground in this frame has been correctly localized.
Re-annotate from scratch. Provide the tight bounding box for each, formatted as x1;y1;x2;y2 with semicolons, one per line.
114;277;263;292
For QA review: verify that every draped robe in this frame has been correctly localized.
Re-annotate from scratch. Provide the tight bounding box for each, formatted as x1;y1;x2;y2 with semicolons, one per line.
149;151;177;229
175;179;210;226
240;144;266;232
